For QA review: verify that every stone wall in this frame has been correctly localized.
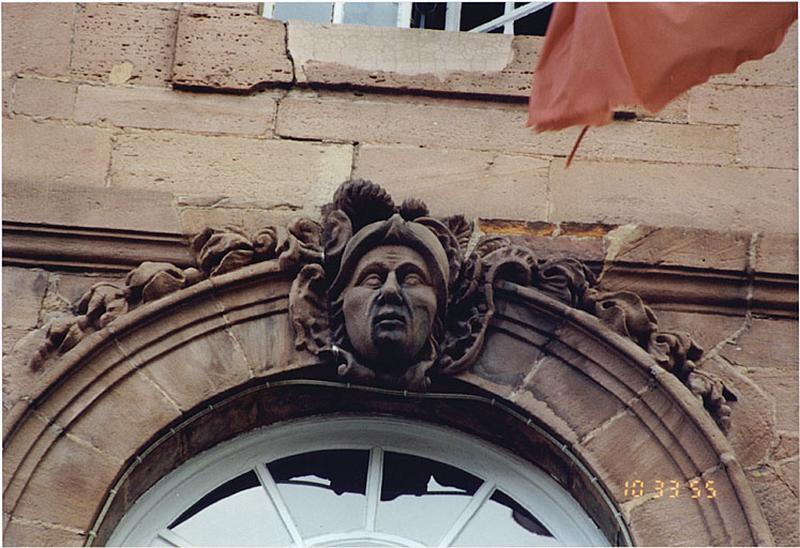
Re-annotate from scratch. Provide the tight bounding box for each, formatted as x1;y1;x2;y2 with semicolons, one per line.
2;3;797;545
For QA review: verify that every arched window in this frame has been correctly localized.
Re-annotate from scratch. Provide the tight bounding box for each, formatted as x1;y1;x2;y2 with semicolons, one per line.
109;416;609;547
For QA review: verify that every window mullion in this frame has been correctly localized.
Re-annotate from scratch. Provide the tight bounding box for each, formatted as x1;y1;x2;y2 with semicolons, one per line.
436;481;496;548
332;2;345;24
254;463;306;547
444;2;462;31
364;447;385;531
397;2;413;28
503;2;515;34
157;528;195;547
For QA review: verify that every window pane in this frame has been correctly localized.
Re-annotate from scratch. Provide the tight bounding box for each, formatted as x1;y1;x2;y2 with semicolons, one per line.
273;2;333;24
453;489;556;547
342;3;400;27
378;451;483;545
267;449;369;539
169;471;291;546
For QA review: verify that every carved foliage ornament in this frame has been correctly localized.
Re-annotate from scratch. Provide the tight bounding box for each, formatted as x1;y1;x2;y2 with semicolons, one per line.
20;179;736;431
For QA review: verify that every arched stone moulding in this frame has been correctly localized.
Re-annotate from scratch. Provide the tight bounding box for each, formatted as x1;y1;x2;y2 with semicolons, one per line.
2;258;772;547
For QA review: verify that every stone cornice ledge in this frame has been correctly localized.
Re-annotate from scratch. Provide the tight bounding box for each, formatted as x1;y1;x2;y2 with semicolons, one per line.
4;220;796;318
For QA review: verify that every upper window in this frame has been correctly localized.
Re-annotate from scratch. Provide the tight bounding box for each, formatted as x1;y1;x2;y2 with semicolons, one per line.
263;2;554;35
109;417;608;547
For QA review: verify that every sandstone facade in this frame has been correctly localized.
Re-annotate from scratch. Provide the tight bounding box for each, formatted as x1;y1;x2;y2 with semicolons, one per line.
3;4;797;546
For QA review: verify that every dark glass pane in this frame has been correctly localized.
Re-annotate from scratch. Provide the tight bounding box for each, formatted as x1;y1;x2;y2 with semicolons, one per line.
411;3;447;30
459;2;505;33
513;3;554;36
377;451;483;545
454;489;554;546
169;471;291;546
267;449;370;538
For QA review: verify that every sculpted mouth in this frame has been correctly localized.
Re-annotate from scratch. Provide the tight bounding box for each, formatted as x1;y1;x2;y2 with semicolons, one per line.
374;310;406;327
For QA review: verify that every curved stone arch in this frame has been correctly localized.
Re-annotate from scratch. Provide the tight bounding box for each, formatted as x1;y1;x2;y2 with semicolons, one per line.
2;260;772;546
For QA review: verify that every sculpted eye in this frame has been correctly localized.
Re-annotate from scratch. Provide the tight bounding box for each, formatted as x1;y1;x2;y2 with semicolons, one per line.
402;273;425;286
359;273;383;289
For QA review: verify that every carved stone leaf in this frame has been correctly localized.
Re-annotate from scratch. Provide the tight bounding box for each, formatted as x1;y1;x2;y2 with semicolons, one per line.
535;257;595;308
441;214;473;255
126;262;187;303
191;226;254;276
77;282;129;328
332;178;395;232
289;263;329;353
588;290;658;348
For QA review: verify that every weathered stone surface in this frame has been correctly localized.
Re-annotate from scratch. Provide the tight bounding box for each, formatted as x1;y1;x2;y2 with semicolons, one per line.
689;84;797;169
70;370;181;461
524;355;624;439
288;21;537;97
173;5;292;91
12;77;76;119
3;72;14;115
3;181;183;234
719;318;798;371
497;233;605;264
2;267;48;331
549;159;798;233
277;94;736;165
747;465;800;546
710;23;797;87
353;144;550;219
2;4;74;77
111;131;352;208
627;494;714;546
580;410;685;496
74;85;277;135
3;118;112;187
771;432;799;461
3;519;85;547
610;226;750;271
12;434;121;531
757;232;798;275
178;205;297;237
71;3;178;86
652;310;744;356
702;357;775;467
746;368;799;432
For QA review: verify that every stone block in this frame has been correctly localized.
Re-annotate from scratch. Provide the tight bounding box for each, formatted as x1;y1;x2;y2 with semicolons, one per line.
12;434;121;531
173;5;292;91
627;493;715;546
177;204;298;237
719;318;798;371
610;226;751;272
3;181;183;234
549;159;797;233
710;23;797;87
276;94;736;165
3;73;15;115
74;85;277;135
524;355;624;439
111;131;352;210
288;21;537;97
701;357;775;467
3;519;85;547
746;368;799;432
353;144;550;219
747;465;800;546
3;118;112;187
770;432;799;461
689;84;796;125
70;3;178;87
737;116;798;170
2;267;48;331
12;77;76;119
70;370;181;461
757;232;798;275
2;4;74;77
652;310;744;356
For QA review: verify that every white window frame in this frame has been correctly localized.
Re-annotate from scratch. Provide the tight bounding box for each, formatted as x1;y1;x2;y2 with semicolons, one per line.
108;416;608;547
263;2;552;34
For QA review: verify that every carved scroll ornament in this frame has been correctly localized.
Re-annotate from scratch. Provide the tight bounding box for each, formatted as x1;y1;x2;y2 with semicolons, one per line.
19;179;736;431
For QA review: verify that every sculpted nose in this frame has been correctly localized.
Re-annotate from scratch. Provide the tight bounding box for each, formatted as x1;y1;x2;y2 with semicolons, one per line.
378;271;403;304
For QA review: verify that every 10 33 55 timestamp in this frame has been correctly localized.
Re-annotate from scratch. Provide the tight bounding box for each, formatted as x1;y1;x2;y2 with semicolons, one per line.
624;479;717;500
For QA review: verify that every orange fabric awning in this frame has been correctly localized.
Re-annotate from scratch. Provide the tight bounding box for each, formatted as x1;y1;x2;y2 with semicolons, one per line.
528;2;797;132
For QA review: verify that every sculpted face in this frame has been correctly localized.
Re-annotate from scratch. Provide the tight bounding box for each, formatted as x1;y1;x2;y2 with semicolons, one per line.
342;245;438;369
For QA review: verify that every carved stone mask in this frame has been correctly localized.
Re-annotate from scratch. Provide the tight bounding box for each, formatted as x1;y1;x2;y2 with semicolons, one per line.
330;214;450;373
342;244;438;371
